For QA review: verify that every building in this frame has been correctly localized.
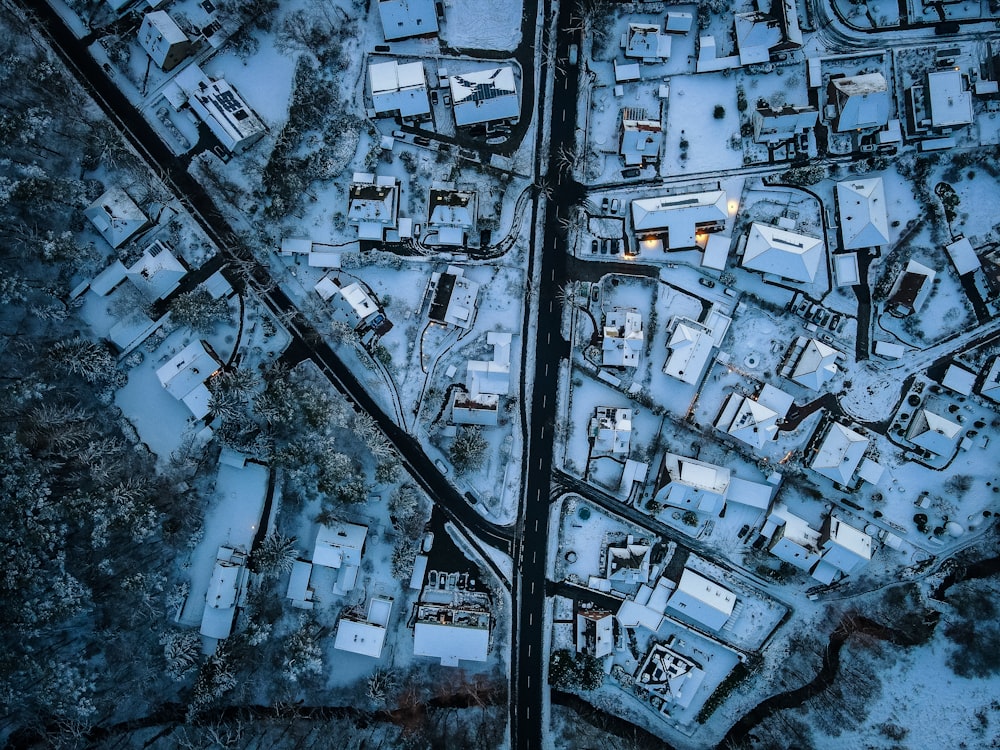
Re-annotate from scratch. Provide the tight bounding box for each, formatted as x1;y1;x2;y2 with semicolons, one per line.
605;535;651;585
622;23;671;62
828;73;890;132
810;421;868;485
377;0;438;40
369;60;430;120
942;363;976;396
944;237;981;277
155;339;223;419
602;307;644;368
125;240;188;302
665;568;736;631
752;104;818;144
576;608;614;658
620;108;662;167
907;407;961;455
334;596;393;658
428;266;479;329
138;11;192;71
741;222;824;284
200;546;248;640
326;281;388;335
652;453;731;516
813;516;872;583
188;77;266;154
734;11;782;66
887;260;935;317
663;316;720;385
313;521;367;595
413;599;491;667
836;178;890;249
763;503;823;572
926;69;973;129
452;331;512;426
631;190;728;250
84;188;151;249
614;58;641;84
590;406;632;455
449;67;519;127
348;173;400;241
427;184;477;246
715;391;783;450
666;11;694;34
634;640;706;711
286;560;315;610
979;357;1000;403
789;337;842;391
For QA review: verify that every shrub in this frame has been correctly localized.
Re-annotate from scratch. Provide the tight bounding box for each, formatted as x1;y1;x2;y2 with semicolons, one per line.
713;105;725;119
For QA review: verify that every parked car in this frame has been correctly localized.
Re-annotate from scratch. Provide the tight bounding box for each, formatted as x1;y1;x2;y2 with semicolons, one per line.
611;240;620;255
431;90;439;105
413;135;431;146
601;239;609;254
698;277;716;288
591;239;598;254
621;167;641;178
443;93;451;106
568;44;578;65
601;196;609;212
611;198;621;214
434;459;449;475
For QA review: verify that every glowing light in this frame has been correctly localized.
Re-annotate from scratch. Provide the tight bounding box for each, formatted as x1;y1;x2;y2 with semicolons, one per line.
727;200;739;215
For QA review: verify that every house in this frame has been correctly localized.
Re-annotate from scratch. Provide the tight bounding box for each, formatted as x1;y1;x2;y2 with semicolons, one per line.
665;11;693;33
810;421;868;485
833;252;861;286
652;453;731;516
828;73;890;132
790;337;842;391
620;108;662;167
605;535;651;585
907;407;961;455
449;67;519;127
734;11;782;66
428;266;479;329
752;104;818;144
451;331;512;426
979;357;1000;403
333;282;389;335
944;237;981;276
590;406;632;455
313;521;367;595
427;184;477;246
763;503;823;572
701;234;731;270
286;560;315;610
155;339;223;420
942;363;976;396
715;384;793;450
926;69;973;129
812;516;872;583
663;316;718;385
614;59;641;84
741;222;824;284
377;0;438;40
836;178;890;249
413;598;491;667
138;11;192;71
369;60;431;120
188;77;266;154
602;307;644;368
84;188;151;249
200;546;248;640
631;190;728;250
576;608;614;658
665;568;736;632
348;173;400;241
616;577;672;631
622;23;671;62
125;240;188;302
334;596;393;658
635;640;706;711
887;260;935;317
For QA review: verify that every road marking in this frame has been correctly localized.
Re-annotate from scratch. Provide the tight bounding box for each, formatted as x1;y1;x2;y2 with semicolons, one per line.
533;551;537;563
527;676;531;688
527;707;531;720
549;300;553;312
529;613;533;625
535;519;539;531
544;363;549;376
538;458;542;469
561;109;566;122
564;78;568;90
542;394;547;408
528;644;532;656
536;489;541;501
546;332;551;344
540;426;545;439
531;581;535;593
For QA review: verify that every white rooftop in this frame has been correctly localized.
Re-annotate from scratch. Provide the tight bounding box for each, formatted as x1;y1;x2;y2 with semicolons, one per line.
907;408;961;455
927;69;973;128
792;338;842;391
836;178;890;249
370;60;430;118
314;521;367;570
631;190;728;249
942;363;976;396
742;222;824;283
665;569;736;631
155;340;221;420
603;308;643;368
449;67;519;126
811;422;868;484
377;0;438;40
84;188;149;249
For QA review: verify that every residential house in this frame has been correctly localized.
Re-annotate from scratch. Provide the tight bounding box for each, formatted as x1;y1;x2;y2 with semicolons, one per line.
734;11;782;66
451;331;512;426
979;357;1000;403
622;23;671;62
286;560;315;610
828;73;890;132
138;11;192;71
188;76;266;154
763;503;823;572
887;260;935;317
427;184;477;246
665;11;693;34
449;67;519;127
155;339;223;420
664;568;736;632
602;307;644;368
84;188;151;249
663;313;731;386
614;58;641;84
752;103;818;144
907;407;961;455
715;383;793;450
620;108;663;167
741;222;824;284
348;173;400;241
590;406;632;455
313;521;367;595
377;0;438;41
914;69;974;132
369;60;431;120
334;596;394;658
331;281;391;336
413;597;491;667
788;337;842;391
605;535;651;585
652;453;731;516
576;608;614;658
634;640;706;711
125;240;188;302
810;420;868;485
836;177;890;249
812;516;872;583
942;363;976;396
200;546;248;639
428;266;479;329
631;189;728;250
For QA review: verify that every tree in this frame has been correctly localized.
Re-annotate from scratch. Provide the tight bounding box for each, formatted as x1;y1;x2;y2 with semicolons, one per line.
252;532;298;577
168;289;230;334
714;105;726;119
548;649;578;689
367;667;396;704
160;629;201;681
283;616;323;684
450;427;488;474
48;337;123;386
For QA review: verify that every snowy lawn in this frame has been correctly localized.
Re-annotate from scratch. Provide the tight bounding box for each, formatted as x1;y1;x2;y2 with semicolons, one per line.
440;0;523;52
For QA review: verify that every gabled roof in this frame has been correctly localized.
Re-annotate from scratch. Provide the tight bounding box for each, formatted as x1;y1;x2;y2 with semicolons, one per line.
631;190;728;248
84;188;150;249
836;178;890;249
665;568;735;631
314;522;367;569
823;516;872;574
831;73;890;132
734;11;781;65
811;422;868;484
981;357;1000;402
125;240;187;302
377;0;438;40
792;338;842;391
590;406;632;454
664;318;715;384
623;23;671;60
155;339;221;419
449;67;518;126
369;60;430;118
742;222;824;283
719;393;779;449
907;408;960;455
603;308;643;367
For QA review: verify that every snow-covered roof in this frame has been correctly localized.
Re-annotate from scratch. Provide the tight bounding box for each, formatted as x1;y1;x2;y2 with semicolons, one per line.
836;178;889;249
348;173;399;239
942;363;976;396
369;60;430;118
606;535;651;584
734;11;781;66
155;339;221;419
980;358;1000;402
428;186;477;239
576;609;614;658
337;282;380;324
833;252;860;286
138;11;189;69
590;406;632;454
727;476;774;510
125;240;187;302
188;77;266;154
635;643;706;710
467;331;511;397
614;59;641;83
449;67;519;126
620;117;662;166
887;260;935;316
665;569;735;631
907;408;961;455
286;560;314;609
821;516;872;577
792;338;842;391
84;188;150;249
753;104;817;143
314;522;367;570
810;422;868;484
616;599;663;631
742;222;824;283
766;503;822;571
665;11;693;33
377;0;438;40
716;393;779;449
830;73;890;132
603;307;643;367
413;604;490;666
927;69;973;128
334;596;393;658
429;266;479;329
701;234;731;270
663;317;717;384
622;23;671;61
200;546;246;639
631;190;728;249
944;237;980;276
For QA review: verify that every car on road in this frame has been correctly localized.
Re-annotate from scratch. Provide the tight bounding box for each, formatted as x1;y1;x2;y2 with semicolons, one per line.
568;44;578;65
434;458;449;475
698;277;716;288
